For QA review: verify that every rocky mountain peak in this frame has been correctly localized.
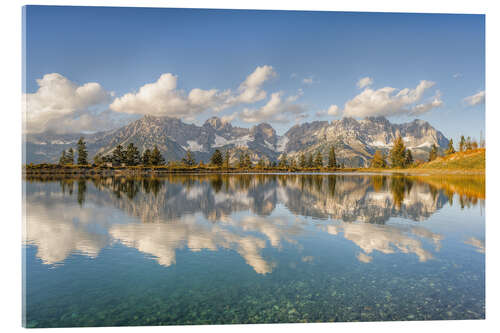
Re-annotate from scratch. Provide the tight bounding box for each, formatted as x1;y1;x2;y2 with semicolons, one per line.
250;123;276;140
204;117;230;131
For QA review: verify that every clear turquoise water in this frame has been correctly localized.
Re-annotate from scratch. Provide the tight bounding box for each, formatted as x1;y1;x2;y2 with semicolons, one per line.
23;174;485;327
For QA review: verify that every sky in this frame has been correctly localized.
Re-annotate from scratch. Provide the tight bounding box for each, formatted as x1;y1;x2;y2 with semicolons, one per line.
23;6;485;141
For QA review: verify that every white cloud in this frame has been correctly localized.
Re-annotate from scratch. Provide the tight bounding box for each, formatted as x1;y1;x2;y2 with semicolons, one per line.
315;104;340;117
110;73;231;118
227;65;276;105
357;76;373;89
240;91;305;123
302;76;314;85
452;73;463;79
220;113;237;124
411;91;443;115
23;73;111;133
343;80;440;118
463;90;485;106
110;66;276;119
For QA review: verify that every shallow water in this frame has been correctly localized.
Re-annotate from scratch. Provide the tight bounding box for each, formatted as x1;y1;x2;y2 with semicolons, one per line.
23;174;485;327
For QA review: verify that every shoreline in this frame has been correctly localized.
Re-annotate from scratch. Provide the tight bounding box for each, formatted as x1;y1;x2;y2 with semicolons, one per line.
23;166;485;177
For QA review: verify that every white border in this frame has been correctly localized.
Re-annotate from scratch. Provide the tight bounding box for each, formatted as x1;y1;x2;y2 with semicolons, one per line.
1;1;498;332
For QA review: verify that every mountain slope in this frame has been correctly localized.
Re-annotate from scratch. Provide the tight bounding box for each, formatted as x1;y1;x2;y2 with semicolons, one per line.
416;149;485;170
25;115;449;167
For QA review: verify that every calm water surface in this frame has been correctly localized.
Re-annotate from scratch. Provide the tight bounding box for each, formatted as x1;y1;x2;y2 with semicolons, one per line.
23;173;485;327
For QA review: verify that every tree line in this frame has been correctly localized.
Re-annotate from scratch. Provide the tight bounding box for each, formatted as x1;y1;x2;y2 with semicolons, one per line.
59;137;89;165
200;146;342;170
58;138;166;167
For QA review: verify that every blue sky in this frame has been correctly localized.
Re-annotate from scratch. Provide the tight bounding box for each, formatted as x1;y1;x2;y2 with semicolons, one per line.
24;6;485;141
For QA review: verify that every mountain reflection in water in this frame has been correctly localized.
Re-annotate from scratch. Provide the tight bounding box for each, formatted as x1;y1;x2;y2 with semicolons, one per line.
24;174;484;274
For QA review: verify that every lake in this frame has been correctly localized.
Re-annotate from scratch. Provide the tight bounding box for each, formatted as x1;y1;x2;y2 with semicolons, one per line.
22;173;485;327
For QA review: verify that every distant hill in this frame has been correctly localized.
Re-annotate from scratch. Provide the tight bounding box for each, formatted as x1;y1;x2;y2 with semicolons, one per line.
24;115;449;167
416;149;485;170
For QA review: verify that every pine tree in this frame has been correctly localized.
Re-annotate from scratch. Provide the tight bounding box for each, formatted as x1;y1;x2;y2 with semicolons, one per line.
466;136;472;151
370;150;387;168
306;153;314;168
150;146;165;166
112;145;124;165
142;149;152;166
223;150;230;169
279;153;289;168
445;139;456;155
390;136;406;168
238;153;245;168
211;149;223;167
67;148;74;165
244;152;252;168
125;143;141;166
299;153;306;169
93;153;103;166
459;135;466;152
181;149;196;166
257;157;266;169
289;157;297;169
314;151;323;168
405;149;413;167
59;150;67;165
328;146;337;169
77;137;88;165
429;144;438;161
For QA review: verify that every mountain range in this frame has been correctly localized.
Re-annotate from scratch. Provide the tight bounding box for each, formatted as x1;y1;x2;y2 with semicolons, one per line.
24;115;449;167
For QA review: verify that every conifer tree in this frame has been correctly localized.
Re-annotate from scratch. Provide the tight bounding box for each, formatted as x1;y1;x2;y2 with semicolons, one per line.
257;157;266;169
290;157;297;169
405;149;413;167
390;136;406;168
370;150;387;168
466;136;472;150
211;149;223;167
125;143;141;166
244;152;252;168
306;153;314;168
112;145;124;165
77;137;88;165
299;153;306;169
67;148;74;165
445;139;456;155
93;153;103;166
142;149;152;166
238;153;245;168
223;150;230;169
459;135;466;152
150;146;165;165
279;152;289;168
429;144;438;161
59;150;67;165
314;151;323;168
328;146;337;169
182;149;196;166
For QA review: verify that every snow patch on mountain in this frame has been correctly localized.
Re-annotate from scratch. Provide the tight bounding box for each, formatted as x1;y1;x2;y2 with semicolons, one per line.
213;134;252;148
276;136;289;152
184;140;206;152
